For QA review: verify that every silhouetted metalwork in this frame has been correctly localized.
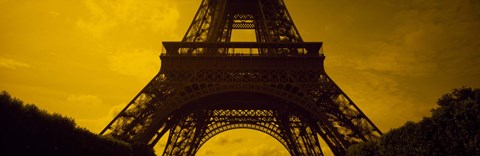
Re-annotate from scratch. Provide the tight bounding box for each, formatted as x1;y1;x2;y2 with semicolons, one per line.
101;0;382;155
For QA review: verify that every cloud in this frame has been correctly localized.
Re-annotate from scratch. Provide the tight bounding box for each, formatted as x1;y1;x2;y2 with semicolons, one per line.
350;42;437;76
321;0;480;131
216;137;244;145
107;49;160;81
339;72;433;130
67;94;103;106
383;0;480;73
205;150;215;155
75;101;127;133
323;0;480;77
234;144;289;156
65;94;109;118
0;57;31;69
195;129;289;156
76;0;180;38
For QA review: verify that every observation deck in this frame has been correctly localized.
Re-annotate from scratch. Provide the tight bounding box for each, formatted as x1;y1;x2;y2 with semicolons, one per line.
161;42;323;56
160;42;325;71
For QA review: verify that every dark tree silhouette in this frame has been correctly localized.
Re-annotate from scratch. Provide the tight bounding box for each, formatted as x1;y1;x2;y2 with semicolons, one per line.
347;87;480;156
0;91;155;156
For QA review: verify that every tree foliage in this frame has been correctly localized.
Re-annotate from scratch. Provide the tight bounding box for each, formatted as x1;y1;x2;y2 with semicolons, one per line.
0;91;155;156
347;87;480;155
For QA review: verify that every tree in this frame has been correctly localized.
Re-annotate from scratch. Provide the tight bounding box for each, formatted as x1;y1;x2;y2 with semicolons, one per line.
0;91;155;156
347;87;480;155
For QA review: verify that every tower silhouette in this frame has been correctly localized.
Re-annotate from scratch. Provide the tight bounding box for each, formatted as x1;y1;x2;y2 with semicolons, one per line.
101;0;382;155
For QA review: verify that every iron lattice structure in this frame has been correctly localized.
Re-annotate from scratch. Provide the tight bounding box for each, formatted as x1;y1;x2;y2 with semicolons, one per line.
101;0;382;155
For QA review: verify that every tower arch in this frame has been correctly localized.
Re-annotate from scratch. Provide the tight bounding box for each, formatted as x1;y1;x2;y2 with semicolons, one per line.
161;91;325;155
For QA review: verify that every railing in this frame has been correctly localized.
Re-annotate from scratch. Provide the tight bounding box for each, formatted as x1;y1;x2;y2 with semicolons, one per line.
161;42;323;56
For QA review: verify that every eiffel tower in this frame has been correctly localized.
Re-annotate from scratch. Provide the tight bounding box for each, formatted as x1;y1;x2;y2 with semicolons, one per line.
101;0;382;155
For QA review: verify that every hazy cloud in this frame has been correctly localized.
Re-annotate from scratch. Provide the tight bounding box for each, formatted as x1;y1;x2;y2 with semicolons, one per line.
316;0;480;76
76;102;127;133
67;94;103;106
216;137;244;145
312;0;480;132
204;150;215;155
338;72;433;130
0;58;31;69
65;94;110;118
77;0;180;38
107;49;160;81
380;0;480;75
234;144;289;156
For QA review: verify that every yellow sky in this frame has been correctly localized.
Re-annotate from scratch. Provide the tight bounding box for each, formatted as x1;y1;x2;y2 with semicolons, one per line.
1;0;479;155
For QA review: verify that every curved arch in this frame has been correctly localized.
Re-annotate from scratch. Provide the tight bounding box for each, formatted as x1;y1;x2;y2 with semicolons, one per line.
197;123;288;152
182;94;292;151
161;89;327;156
